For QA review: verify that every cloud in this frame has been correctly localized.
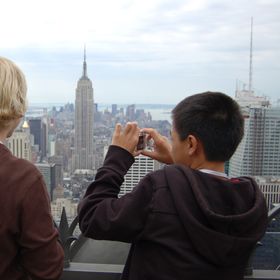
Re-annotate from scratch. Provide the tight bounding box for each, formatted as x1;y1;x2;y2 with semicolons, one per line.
1;0;280;103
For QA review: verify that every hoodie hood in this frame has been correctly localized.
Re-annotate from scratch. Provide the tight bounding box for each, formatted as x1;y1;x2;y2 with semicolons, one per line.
164;165;268;266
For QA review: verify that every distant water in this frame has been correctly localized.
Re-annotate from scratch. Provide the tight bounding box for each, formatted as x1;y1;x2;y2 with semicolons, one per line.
146;108;172;121
28;103;174;122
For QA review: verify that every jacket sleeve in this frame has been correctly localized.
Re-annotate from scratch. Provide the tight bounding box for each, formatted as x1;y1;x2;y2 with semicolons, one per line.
78;145;154;243
19;176;64;280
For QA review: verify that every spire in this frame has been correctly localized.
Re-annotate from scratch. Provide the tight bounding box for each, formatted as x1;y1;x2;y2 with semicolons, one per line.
248;17;253;94
83;45;87;77
235;79;239;98
22;120;29;129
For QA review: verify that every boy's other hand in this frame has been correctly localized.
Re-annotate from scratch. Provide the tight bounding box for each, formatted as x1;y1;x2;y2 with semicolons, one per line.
140;128;173;164
112;122;141;156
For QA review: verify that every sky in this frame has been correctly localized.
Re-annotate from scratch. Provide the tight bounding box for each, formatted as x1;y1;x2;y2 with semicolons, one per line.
1;0;280;105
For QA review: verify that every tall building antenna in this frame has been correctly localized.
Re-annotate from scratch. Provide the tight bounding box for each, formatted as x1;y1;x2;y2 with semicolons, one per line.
248;17;253;94
235;79;239;98
83;44;87;77
84;44;86;62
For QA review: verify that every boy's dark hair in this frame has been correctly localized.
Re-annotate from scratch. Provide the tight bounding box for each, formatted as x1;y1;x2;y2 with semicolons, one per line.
172;91;244;162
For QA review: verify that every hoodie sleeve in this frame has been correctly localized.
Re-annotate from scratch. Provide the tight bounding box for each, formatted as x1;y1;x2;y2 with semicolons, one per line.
78;145;154;243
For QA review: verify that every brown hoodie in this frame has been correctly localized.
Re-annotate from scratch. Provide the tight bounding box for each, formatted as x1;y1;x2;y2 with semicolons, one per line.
79;145;268;280
0;144;64;280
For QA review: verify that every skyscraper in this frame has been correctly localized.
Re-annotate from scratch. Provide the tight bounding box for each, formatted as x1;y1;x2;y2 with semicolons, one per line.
73;48;94;171
6;120;32;162
29;117;48;159
120;154;161;196
29;118;41;149
229;18;280;178
255;176;280;210
126;104;135;121
35;162;57;200
229;106;280;177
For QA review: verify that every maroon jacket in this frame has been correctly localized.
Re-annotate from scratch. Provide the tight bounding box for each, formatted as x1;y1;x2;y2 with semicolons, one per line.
0;144;64;280
79;145;268;280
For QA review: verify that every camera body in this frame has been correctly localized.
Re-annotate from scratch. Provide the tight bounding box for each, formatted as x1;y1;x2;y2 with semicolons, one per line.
136;132;146;150
136;132;153;151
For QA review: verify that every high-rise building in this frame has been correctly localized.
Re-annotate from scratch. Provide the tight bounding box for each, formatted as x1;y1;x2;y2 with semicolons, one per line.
35;162;58;200
126;104;135;121
229;106;280;177
49;155;63;189
120;154;161;196
255;176;280;210
29;117;48;159
112;104;118;116
73;48;94;171
41;118;48;158
29;118;41;149
230;18;279;177
6;120;32;161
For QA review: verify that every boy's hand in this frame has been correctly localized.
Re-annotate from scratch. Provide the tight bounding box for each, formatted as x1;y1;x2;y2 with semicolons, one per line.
140;128;173;164
112;122;141;156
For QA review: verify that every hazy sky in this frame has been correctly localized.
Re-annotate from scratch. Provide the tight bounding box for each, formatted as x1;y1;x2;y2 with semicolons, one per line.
1;0;279;104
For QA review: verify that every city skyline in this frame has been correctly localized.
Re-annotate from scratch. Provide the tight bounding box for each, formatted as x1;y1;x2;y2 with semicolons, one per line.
1;0;280;104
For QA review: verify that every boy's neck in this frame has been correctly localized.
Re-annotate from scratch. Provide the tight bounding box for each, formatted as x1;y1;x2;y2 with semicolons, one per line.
190;161;225;173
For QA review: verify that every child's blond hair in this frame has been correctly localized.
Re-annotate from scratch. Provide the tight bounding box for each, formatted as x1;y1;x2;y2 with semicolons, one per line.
0;57;27;129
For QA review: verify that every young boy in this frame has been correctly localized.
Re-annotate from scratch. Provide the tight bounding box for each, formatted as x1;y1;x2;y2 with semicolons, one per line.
78;91;268;280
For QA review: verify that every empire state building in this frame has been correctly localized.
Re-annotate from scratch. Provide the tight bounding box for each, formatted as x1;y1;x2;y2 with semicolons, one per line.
73;50;94;171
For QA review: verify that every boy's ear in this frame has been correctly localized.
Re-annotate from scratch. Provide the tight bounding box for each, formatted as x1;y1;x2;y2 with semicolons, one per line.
185;134;199;156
